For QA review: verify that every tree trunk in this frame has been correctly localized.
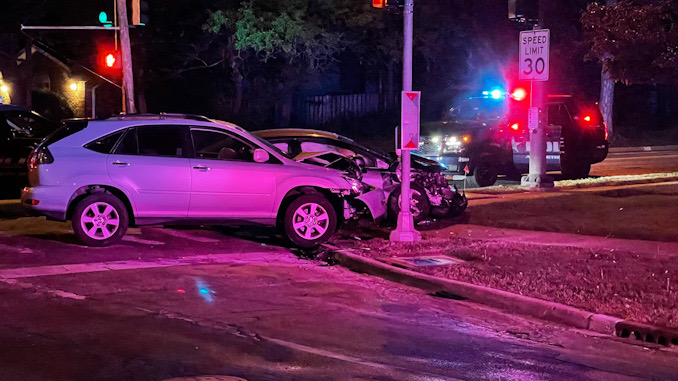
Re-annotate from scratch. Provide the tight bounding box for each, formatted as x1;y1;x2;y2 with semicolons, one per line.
230;58;243;116
599;0;618;141
600;60;615;140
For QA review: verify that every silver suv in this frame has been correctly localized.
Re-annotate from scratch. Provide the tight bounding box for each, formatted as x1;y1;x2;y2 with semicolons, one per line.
21;114;385;248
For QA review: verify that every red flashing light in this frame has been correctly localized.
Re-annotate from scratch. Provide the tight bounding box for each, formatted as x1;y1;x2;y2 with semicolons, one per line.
372;0;385;7
583;115;592;122
511;88;527;101
510;122;520;131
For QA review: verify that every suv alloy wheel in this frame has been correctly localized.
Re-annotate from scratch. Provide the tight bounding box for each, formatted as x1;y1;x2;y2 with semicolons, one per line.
283;194;337;248
72;192;129;247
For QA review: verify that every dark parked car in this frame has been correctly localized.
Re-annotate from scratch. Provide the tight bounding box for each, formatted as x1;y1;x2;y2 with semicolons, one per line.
418;94;609;186
255;128;468;223
0;104;59;193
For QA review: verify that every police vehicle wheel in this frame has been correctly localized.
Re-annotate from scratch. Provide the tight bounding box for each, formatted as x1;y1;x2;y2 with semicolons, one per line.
468;158;497;187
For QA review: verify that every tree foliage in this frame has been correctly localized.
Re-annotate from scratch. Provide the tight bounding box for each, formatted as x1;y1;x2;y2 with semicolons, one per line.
581;0;678;85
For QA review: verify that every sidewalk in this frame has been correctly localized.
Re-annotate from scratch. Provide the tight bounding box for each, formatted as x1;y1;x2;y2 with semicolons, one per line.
425;224;678;258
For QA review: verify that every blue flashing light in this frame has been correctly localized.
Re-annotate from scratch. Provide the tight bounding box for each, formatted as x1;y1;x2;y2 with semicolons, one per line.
490;89;503;100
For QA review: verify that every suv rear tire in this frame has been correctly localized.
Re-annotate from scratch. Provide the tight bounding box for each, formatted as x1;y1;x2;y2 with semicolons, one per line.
283;194;337;248
72;193;129;247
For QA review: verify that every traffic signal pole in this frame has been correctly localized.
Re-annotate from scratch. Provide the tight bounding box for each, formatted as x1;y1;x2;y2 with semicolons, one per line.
116;0;136;113
390;0;421;242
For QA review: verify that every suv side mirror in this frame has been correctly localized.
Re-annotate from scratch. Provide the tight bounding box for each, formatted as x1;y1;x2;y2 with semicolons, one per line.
253;148;270;163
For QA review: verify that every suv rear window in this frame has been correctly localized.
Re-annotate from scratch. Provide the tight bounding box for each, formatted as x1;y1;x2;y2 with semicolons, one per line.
84;130;125;154
42;120;89;147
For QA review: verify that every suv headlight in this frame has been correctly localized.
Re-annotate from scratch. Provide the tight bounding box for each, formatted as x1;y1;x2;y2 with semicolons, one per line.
343;176;373;195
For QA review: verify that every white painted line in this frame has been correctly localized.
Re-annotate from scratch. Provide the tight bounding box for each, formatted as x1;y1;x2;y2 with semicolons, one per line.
0;243;33;254
0;278;86;300
159;229;222;243
122;235;165;245
0;252;296;280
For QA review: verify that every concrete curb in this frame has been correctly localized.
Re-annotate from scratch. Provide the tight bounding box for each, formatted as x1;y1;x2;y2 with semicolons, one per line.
609;145;678;153
329;248;678;345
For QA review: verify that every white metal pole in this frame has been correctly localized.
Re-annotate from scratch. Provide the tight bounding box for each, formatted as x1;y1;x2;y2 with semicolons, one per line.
390;0;421;242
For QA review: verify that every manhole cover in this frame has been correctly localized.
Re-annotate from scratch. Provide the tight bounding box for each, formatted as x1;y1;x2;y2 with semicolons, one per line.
386;255;462;269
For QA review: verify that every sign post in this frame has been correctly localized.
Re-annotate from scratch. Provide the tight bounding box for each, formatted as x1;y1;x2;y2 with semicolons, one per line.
390;0;421;242
519;28;553;189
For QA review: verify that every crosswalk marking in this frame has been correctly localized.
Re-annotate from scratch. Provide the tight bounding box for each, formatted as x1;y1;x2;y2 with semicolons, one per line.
0;252;296;280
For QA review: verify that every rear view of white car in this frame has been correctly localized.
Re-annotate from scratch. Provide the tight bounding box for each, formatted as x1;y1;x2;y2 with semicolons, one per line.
21;114;384;248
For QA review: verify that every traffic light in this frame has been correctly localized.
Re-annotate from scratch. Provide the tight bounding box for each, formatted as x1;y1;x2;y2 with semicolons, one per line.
132;0;149;25
98;48;121;74
372;0;402;8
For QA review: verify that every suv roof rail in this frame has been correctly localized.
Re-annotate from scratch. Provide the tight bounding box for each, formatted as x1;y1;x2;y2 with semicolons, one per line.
103;113;212;122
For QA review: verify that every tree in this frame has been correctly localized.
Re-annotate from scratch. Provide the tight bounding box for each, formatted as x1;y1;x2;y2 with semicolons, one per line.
581;0;678;139
204;0;379;127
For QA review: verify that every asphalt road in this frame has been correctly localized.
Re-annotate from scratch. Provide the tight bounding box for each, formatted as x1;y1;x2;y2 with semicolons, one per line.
449;147;678;189
1;202;678;380
590;148;678;177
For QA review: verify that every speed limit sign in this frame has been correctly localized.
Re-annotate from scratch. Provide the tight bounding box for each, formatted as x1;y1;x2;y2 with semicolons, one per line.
519;29;549;81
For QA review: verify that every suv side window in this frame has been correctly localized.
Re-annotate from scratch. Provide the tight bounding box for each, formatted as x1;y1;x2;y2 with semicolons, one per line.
191;128;257;162
115;125;187;157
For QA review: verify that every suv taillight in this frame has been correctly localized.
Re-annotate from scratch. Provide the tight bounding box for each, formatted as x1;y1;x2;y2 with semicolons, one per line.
28;146;54;169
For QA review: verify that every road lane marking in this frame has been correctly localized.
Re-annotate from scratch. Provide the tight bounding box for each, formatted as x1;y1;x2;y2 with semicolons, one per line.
0;252;296;280
0;243;33;254
0;278;86;300
158;228;222;243
122;235;166;245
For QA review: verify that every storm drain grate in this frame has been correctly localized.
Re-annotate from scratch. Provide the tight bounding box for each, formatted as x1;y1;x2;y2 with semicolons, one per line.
616;321;678;347
386;255;463;270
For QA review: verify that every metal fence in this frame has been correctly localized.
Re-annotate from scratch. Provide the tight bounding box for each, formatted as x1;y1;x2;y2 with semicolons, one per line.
302;93;380;125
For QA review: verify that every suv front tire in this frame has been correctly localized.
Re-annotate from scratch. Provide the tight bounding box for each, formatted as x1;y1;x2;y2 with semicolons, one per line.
283;194;337;248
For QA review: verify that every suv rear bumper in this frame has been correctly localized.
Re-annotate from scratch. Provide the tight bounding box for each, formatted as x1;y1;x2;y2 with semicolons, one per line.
21;186;70;221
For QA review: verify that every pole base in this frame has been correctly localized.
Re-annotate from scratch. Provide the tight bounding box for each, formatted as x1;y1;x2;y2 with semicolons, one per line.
521;174;555;190
390;211;421;242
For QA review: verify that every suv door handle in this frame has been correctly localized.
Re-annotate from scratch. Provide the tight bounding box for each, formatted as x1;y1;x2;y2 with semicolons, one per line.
192;165;211;171
111;161;130;166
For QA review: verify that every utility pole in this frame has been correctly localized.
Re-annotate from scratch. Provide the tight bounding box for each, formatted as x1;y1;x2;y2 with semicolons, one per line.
390;0;421;242
116;0;136;113
519;0;553;190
